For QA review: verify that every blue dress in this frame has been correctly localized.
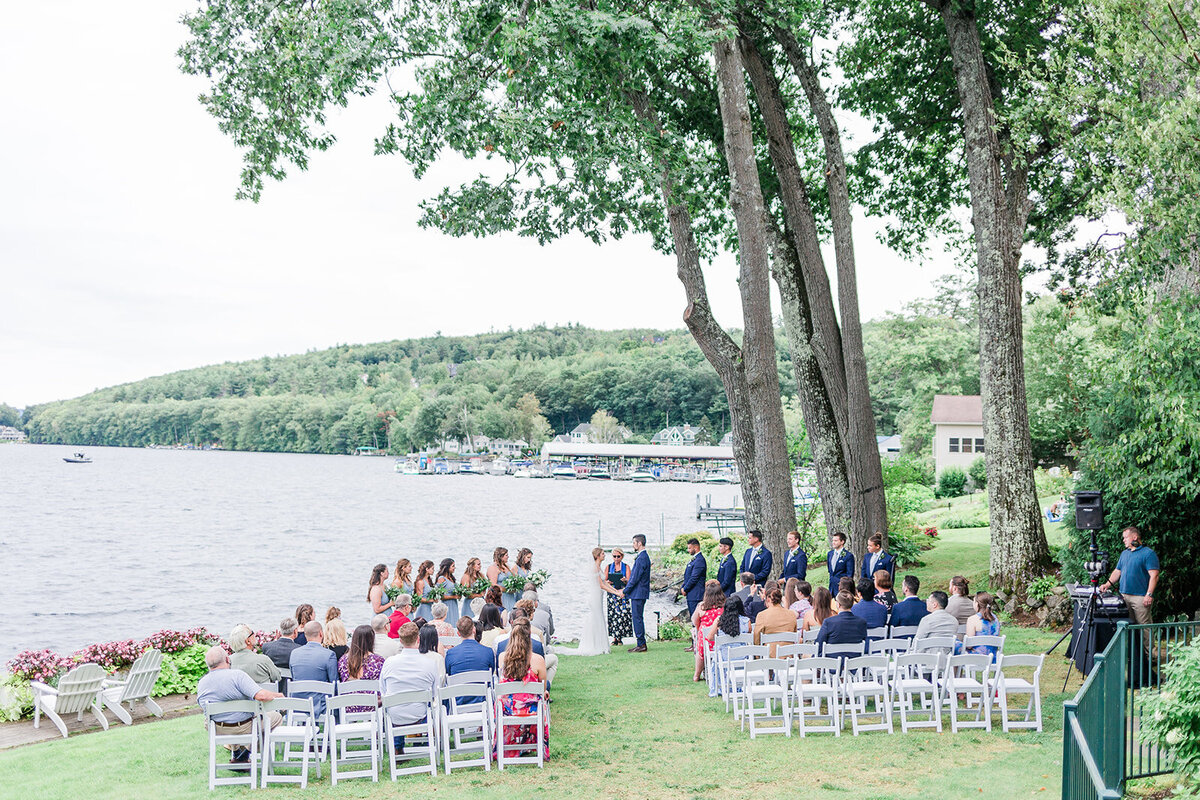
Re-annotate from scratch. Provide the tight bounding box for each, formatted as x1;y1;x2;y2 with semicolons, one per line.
504;566;528;612
414;580;433;621
967;615;1001;659
437;577;460;625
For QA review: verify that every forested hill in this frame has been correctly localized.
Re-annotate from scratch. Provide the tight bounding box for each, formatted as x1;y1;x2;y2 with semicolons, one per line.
22;326;739;454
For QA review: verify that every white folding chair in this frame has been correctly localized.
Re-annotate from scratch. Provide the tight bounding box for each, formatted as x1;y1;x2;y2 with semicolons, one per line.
743;658;791;738
100;649;164;725
894;652;943;733
445;671;496;748
956;623;969;639
963;634;1005;660
794;656;840;737
912;636;957;671
261;696;319;788
382;690;439;778
821;642;865;661
202;700;259;790
30;663;108;739
992;654;1043;732
712;634;752;700
866;626;889;642
869;638;912;657
801;628;820;643
942;654;993;732
888;625;919;641
759;632;800;648
440;684;492;771
326;694;379;785
494;681;546;769
841;655;892;735
727;645;768;721
286;679;334;760
440;636;463;650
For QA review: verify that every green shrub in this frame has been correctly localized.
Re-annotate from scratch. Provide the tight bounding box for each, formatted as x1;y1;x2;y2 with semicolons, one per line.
886;524;928;568
657;620;688;641
1141;637;1200;792
935;467;968;498
968;457;987;490
670;530;716;554
0;673;33;721
1033;466;1074;499
1026;574;1058;602
882;455;935;488
152;643;210;697
942;506;991;529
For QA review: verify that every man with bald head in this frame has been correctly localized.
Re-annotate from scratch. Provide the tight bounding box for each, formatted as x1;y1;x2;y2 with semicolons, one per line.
197;645;282;763
288;620;337;716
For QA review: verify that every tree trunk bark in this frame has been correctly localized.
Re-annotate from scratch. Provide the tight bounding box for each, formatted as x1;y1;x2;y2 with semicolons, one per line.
934;1;1050;588
712;36;797;562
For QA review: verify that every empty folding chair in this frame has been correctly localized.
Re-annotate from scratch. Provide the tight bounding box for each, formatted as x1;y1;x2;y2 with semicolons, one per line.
382;690;439;778
743;658;791;738
261;696;320;788
287;679;335;742
775;643;817;687
888;625;919;641
726;645;768;721
801;628;820;643
991;654;1044;732
893;652;943;733
942;654;992;732
440;684;492;772
494;681;546;769
100;649;164;725
202;699;260;790
793;657;840;737
326;694;379;785
30;663;108;739
841;655;892;735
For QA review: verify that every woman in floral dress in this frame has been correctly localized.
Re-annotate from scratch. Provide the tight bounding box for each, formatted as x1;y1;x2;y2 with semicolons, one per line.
496;620;549;760
337;625;384;713
605;549;632;645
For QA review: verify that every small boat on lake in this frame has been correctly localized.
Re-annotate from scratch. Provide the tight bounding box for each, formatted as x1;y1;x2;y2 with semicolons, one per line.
588;468;612;480
395;459;420;475
551;464;577;480
628;470;654;482
63;452;92;464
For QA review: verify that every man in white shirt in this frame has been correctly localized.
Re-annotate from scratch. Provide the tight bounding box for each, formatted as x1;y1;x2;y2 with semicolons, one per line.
372;614;401;658
380;622;440;749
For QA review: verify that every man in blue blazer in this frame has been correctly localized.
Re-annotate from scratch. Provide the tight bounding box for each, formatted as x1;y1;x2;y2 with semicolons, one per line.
851;578;888;632
826;532;855;594
860;533;896;581
288;621;337;717
716;537;737;596
620;534;651;652
680;538;708;617
889;575;930;629
443;617;496;705
780;530;808;581
815;591;868;649
740;530;773;585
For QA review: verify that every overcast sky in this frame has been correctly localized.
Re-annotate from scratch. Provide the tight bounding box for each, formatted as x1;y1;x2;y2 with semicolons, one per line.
2;1;970;408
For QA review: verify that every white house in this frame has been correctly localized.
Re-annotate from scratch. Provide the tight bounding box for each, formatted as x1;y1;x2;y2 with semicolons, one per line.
651;424;704;446
0;426;25;442
930;394;985;476
490;439;528;457
570;423;593;443
876;434;902;459
719;431;733;448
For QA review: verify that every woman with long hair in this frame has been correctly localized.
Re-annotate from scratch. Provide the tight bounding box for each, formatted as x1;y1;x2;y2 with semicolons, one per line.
417;622;446;681
391;559;413;594
368;563;393;615
338;625;384;712
802;586;835;632
484;584;510;625
691;581;726;680
478;603;507;648
514;548;534;576
573;547;614;656
965;591;1001;658
294;604;315;645
496;621;549;760
325;617;349;661
413;559;436;620
325;606;341;624
605;548;632;646
435;558;460;625
459;557;485;620
489;547;516;612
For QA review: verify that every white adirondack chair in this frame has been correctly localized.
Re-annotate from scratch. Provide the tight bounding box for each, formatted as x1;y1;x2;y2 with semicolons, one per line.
30;663;109;738
101;649;164;725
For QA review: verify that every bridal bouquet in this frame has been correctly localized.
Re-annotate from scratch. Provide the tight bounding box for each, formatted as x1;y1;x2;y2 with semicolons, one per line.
500;574;528;594
457;576;491;597
527;569;551;589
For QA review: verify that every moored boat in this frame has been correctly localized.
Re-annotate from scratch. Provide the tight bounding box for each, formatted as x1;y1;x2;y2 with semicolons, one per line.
63;452;92;464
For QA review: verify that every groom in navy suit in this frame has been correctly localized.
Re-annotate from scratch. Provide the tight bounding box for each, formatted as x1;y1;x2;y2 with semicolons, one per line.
620;534;651;652
716;537;737;596
740;530;773;585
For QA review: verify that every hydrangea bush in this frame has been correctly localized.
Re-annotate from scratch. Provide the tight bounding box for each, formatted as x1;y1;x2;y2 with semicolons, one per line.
1141;637;1200;792
0;673;34;722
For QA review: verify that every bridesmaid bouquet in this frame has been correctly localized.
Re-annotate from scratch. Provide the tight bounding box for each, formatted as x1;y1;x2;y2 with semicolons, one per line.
458;576;491;596
384;586;402;602
527;569;552;589
500;574;528;594
421;585;448;603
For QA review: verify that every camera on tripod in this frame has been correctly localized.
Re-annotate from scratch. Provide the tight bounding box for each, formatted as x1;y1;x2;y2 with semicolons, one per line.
1083;553;1108;581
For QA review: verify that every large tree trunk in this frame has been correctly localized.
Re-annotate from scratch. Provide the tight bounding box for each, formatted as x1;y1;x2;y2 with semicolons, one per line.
933;0;1050;588
712;37;797;560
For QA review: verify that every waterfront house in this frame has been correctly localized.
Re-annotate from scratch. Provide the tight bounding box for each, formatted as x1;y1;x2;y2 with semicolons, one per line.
930;394;984;476
0;426;25;442
651;424;704;446
491;439;528;457
570;423;593;443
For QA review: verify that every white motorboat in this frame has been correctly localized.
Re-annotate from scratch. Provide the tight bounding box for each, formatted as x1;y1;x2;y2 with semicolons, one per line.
628;470;654;482
489;458;511;476
704;469;734;484
551;465;577;480
63;452;92;464
395;459;420;475
589;468;612;480
513;468;532;478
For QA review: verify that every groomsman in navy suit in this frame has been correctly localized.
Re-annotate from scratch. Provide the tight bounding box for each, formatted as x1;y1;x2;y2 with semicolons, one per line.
620;534;652;652
740;530;773;585
680;538;708;616
826;531;855;595
716;537;737;596
860;533;895;581
780;530;808;581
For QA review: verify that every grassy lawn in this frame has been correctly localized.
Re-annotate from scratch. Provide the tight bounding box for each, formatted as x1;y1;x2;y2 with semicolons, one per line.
0;516;1079;799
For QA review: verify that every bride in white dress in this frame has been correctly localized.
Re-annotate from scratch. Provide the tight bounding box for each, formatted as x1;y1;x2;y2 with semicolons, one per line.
571;547;613;655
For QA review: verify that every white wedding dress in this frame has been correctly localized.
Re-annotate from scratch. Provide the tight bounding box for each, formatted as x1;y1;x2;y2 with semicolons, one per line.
571;561;611;656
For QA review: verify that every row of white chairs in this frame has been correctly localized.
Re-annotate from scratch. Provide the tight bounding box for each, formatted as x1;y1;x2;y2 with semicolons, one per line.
204;670;545;790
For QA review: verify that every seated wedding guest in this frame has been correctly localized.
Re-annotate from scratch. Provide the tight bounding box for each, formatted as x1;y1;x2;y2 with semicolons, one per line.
430;602;457;638
752;584;797;656
478;604;508;649
485;585;510;626
838;576;856;598
418;623;446;682
523;591;554;638
965;592;1001;658
499;607;555;684
524;585;555;637
745;579;773;622
874;570;898;609
387;594;414;639
372;614;401;658
496;621;549;761
338;625;384;713
262;618;299;668
326;606;342;624
691;581;726;681
946;575;974;628
325;617;349;662
784;578;811;619
802;586;836;632
514;600;547;645
733;572;755;607
289;620;337;717
815;591;867;649
915;590;960;642
294;604;315;646
198;646;283;764
889;575;929;629
229;624;280;685
851;578;888;630
380;623;440;753
445;616;496;705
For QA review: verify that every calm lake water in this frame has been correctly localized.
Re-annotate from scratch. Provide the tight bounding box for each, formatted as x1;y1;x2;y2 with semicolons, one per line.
0;444;733;661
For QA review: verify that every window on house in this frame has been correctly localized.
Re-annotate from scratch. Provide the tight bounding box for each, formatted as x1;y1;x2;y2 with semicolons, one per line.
962;439;973;454
948;437;959;453
975;438;985;452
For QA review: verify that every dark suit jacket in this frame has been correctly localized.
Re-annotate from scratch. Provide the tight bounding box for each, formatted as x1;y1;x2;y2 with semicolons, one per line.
625;549;651;601
681;552;708;607
262;637;298;669
745;595;766;621
851;599;888;630
888;596;930;628
445;639;496;704
717;555;737;596
780;547;808;581
288;642;338;717
826;549;856;592
860;551;896;580
740;547;773;584
814;611;868;647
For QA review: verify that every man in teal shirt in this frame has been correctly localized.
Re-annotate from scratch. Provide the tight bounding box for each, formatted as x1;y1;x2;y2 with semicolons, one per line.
1100;526;1160;624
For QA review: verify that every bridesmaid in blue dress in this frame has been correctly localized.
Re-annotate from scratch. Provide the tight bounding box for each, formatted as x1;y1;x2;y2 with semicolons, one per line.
435;558;460;625
511;548;534;608
390;558;414;605
459;557;486;620
487;547;516;612
413;559;436;620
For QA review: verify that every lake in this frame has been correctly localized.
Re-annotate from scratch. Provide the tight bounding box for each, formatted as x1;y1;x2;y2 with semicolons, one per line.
0;444;737;661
